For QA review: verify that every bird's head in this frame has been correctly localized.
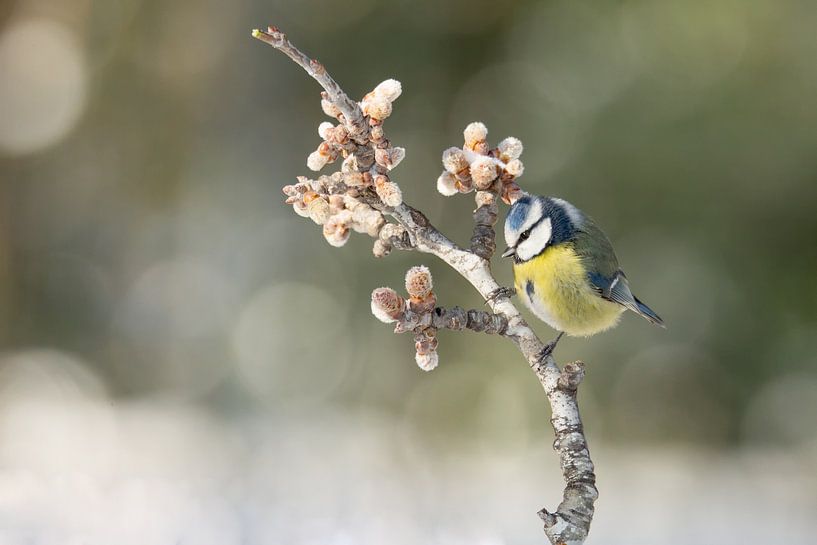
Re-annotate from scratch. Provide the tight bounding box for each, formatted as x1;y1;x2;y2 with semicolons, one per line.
502;195;579;262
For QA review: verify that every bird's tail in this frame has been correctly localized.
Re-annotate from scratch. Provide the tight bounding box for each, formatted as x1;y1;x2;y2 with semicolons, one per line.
632;296;665;328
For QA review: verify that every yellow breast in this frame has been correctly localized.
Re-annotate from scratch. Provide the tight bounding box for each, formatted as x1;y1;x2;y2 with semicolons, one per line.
513;245;624;337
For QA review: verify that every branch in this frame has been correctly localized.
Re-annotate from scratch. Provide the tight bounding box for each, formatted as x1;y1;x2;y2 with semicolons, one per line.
430;306;508;334
471;190;499;259
254;25;598;544
252;27;369;144
379;204;598;544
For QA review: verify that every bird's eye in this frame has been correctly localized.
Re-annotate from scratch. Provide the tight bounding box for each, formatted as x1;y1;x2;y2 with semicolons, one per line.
519;229;531;242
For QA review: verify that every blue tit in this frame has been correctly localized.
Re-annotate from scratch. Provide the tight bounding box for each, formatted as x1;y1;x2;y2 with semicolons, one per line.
500;194;664;354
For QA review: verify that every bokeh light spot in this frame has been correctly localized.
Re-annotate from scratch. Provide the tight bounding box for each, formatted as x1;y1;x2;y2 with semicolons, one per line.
232;281;353;406
742;373;817;447
0;19;87;155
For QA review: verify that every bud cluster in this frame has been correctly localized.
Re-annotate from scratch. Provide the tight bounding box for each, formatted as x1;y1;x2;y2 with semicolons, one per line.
283;175;386;247
436;122;525;205
283;79;409;255
370;265;440;371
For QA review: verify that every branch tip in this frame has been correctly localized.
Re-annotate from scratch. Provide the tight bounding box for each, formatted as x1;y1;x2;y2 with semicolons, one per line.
251;26;285;46
538;508;558;527
558;361;586;392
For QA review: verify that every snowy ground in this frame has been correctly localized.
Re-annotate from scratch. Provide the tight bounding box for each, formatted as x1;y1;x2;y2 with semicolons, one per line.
0;352;814;545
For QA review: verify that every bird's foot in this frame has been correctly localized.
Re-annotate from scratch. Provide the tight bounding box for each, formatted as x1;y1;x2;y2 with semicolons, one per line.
485;286;516;305
536;332;565;361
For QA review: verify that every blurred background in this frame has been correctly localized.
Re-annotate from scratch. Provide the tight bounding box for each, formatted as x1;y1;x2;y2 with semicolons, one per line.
1;0;816;543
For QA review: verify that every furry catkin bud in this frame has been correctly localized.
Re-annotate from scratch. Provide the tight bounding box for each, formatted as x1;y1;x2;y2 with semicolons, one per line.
475;190;496;208
374;148;389;169
379;222;406;241
363;96;392;121
375;175;403;207
505;159;524;177
302;190;320;204
411;294;436;314
455;176;474;194
463;122;488;150
333;125;349;144
405;265;433;299
370;125;385;142
415;351;439;372
320;124;348;145
371;287;405;323
372;239;391;258
388;147;405;169
321;98;341;118
307;150;329;172
341;155;364;186
342;154;358;172
373;79;402;102
497;137;523;161
328;194;345;215
442;147;469;175
318;122;334;140
375;147;406;170
414;329;438;354
436;171;458;196
502;182;524;205
338;194;360;212
292;200;310;218
470;156;499;189
343;194;363;211
351;206;385;236
344;180;363;194
329;171;344;185
307;197;331;224
323;214;351;247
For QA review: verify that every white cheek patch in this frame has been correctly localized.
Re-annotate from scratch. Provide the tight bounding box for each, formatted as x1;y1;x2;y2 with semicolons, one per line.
516;217;552;261
504;199;543;248
504;223;516;249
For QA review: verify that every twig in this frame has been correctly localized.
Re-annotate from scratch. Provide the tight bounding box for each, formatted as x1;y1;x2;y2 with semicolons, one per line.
470;190;499;259
388;305;508;335
252;26;369;144
253;25;598;544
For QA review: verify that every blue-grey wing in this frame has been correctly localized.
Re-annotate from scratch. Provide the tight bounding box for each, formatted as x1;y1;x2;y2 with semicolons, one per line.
589;270;665;327
588;270;636;307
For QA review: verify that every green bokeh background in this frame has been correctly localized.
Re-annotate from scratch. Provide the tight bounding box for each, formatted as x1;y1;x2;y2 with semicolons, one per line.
1;0;816;543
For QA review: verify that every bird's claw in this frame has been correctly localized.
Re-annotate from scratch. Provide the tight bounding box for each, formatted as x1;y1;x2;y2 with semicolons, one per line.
485;286;516;305
536;332;564;361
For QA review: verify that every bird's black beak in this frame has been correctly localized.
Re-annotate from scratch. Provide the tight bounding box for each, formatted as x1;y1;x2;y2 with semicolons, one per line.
500;247;515;258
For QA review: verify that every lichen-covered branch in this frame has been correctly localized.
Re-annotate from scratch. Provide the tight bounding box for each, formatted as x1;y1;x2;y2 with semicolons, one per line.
253;25;598;544
536;361;597;544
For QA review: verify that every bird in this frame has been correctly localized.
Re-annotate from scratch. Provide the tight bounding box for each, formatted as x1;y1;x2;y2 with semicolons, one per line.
498;194;664;357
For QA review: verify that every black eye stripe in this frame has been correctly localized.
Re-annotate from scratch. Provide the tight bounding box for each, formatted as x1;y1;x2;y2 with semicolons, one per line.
518;214;548;243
